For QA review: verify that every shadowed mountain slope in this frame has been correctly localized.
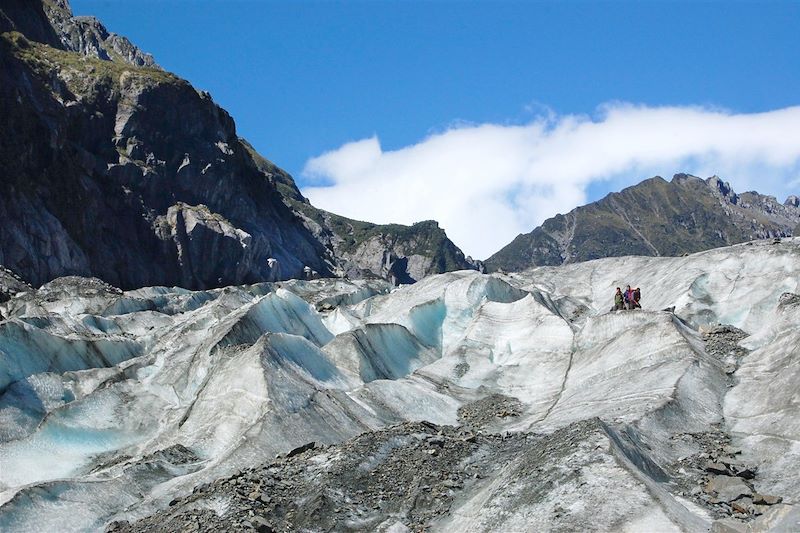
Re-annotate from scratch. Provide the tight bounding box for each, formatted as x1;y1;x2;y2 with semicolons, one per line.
0;0;476;290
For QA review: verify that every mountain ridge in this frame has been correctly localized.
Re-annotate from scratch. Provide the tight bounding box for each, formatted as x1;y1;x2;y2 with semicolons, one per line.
486;173;800;272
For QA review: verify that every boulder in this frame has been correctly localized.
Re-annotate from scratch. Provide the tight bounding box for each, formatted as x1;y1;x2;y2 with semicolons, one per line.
704;475;753;502
731;498;753;515
706;461;731;475
753;493;783;506
286;441;316;458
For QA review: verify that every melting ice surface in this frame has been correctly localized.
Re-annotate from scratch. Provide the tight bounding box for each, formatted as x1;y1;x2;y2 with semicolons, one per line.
0;240;799;531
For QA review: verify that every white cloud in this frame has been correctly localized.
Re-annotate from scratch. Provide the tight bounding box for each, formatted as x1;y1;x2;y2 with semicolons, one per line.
301;103;800;259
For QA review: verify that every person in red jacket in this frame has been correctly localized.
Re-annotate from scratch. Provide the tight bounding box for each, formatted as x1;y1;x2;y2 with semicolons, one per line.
624;285;635;310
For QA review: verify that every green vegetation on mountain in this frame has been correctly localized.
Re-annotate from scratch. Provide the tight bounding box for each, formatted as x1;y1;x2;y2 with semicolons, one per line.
3;31;175;90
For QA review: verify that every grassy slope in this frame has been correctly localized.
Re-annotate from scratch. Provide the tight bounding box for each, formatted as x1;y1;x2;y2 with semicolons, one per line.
3;30;177;92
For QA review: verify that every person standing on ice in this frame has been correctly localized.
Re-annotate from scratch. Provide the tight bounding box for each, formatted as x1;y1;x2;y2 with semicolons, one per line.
624;285;635;310
633;287;642;309
614;287;624;311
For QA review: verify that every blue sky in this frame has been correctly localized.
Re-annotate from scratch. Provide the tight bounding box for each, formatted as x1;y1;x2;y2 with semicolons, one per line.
72;1;800;257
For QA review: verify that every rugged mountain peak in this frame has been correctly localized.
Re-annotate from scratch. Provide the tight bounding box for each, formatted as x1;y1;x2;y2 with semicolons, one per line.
41;0;157;67
671;172;702;184
486;173;800;272
705;174;736;201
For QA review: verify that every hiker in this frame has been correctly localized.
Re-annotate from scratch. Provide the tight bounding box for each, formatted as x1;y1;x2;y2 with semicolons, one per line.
633;287;642;309
624;285;634;310
613;287;624;311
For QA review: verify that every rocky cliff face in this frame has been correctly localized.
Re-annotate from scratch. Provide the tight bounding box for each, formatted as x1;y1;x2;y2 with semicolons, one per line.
0;0;474;290
486;174;800;272
42;0;158;67
290;199;482;284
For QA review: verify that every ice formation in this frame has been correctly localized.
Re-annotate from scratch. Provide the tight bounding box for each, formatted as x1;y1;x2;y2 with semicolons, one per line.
0;239;799;531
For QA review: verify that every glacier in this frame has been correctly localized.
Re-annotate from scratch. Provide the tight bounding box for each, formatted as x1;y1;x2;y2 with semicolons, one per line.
0;239;799;531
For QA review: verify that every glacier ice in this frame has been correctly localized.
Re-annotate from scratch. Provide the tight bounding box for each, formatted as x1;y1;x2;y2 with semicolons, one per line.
0;239;799;531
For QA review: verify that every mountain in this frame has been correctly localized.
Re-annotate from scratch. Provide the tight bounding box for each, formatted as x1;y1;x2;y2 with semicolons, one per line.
242;140;480;284
1;238;799;531
0;0;476;290
486;174;800;272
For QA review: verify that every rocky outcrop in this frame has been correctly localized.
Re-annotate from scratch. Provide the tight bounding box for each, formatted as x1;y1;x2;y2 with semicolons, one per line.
486;174;800;272
154;203;265;288
291;206;482;284
0;266;30;306
41;0;157;67
0;0;474;289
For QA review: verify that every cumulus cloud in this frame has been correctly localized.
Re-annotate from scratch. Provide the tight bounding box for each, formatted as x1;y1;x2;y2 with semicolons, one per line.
301;103;800;259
